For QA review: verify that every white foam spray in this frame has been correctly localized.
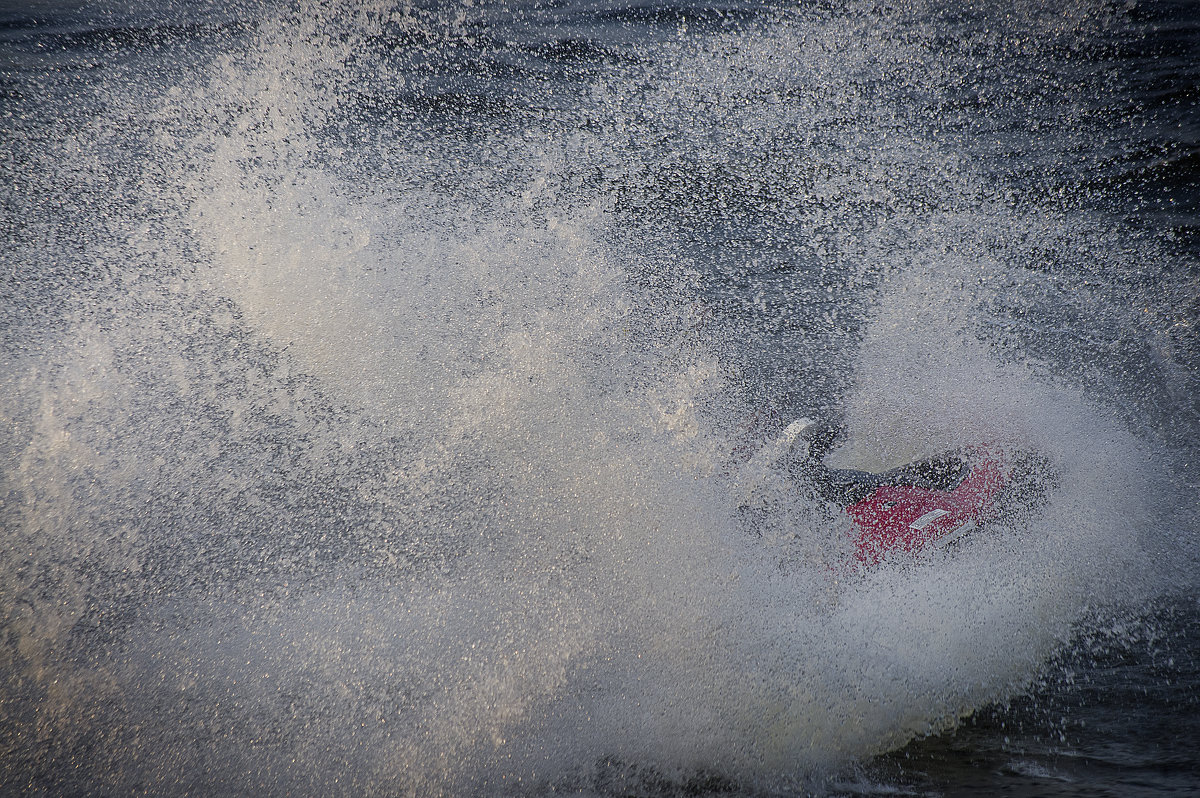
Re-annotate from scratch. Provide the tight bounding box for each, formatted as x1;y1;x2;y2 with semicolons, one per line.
1;1;1188;795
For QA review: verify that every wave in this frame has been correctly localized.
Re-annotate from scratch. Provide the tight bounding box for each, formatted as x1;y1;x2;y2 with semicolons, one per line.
1;1;1194;794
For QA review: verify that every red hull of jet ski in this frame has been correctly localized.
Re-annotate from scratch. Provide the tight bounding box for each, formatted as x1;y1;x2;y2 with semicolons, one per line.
847;452;1005;565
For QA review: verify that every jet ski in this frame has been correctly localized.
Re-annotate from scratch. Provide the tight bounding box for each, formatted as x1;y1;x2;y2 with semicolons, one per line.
738;418;1051;567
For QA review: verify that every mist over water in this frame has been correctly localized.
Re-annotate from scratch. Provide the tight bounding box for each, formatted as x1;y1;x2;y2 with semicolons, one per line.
2;0;1197;795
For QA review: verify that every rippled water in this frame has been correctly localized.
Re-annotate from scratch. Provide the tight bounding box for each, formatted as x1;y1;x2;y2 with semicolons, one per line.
2;1;1197;795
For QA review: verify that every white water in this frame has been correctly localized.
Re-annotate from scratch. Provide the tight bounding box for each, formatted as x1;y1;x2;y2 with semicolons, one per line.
1;1;1186;794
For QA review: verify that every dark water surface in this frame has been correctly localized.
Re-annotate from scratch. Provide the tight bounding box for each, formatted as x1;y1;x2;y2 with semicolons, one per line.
2;1;1198;795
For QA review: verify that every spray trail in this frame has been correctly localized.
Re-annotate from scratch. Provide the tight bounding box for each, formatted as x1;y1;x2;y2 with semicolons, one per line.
1;0;1194;795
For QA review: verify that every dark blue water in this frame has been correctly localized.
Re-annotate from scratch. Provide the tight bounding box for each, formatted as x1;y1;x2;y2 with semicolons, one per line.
2;1;1197;795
